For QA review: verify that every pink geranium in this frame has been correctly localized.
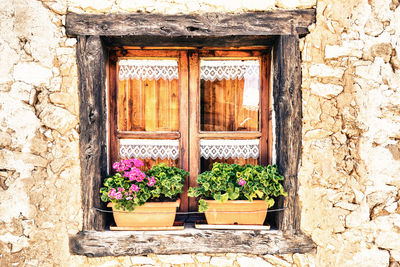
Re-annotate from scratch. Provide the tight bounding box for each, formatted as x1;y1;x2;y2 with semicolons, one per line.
147;176;156;187
130;184;140;192
238;179;246;186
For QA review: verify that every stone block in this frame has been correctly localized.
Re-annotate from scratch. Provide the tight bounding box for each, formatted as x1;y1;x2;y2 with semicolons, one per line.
325;45;362;59
276;0;316;9
375;232;400;251
370;43;393;63
69;0;114;12
130;256;156;265
345;200;370;228
0;41;19;84
310;82;343;99
263;255;291;267
237;256;273;267
304;129;332;140
0;131;12;148
157;254;194;264
309;64;345;78
196;255;211;263
350;247;389;266
210;256;234;267
39;105;78;134
13;63;52;87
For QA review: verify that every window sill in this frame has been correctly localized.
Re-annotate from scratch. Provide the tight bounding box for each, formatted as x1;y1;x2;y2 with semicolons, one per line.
69;224;315;257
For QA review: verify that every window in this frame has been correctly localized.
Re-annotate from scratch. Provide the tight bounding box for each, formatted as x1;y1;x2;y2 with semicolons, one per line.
67;11;316;255
108;48;272;216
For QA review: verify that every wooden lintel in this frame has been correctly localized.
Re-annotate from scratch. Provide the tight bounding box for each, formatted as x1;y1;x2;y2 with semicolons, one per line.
65;10;316;37
69;228;316;257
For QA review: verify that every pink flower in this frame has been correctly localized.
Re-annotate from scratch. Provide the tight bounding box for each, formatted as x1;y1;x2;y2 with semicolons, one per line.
130;184;140;192
108;188;117;198
126;197;132;200
115;192;122;200
127;158;144;168
123;167;146;182
112;162;120;171
238;179;246;186
117;187;124;192
147;176;156;187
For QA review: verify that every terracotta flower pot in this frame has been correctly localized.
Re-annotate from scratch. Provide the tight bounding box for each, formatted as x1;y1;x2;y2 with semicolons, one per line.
204;200;268;225
107;199;180;227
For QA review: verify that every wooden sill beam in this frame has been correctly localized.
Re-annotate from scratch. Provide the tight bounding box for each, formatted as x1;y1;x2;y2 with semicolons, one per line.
65;10;316;37
69;228;316;257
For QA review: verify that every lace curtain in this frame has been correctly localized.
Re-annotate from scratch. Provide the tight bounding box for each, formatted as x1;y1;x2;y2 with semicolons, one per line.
200;139;260;160
119;139;180;160
119;59;179;81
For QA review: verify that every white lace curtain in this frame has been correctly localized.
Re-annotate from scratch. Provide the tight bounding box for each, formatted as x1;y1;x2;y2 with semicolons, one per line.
119;139;180;160
119;59;179;81
119;138;259;160
200;139;260;160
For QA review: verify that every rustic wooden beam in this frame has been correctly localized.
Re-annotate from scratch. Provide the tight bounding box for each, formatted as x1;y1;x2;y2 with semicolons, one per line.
273;35;302;231
66;10;315;37
69;228;315;257
77;36;108;230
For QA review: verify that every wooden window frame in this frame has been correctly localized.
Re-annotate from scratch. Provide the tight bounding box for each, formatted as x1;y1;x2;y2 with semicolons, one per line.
109;48;272;214
66;10;316;256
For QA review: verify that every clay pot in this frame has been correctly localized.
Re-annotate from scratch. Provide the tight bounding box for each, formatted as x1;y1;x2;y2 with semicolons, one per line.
204;200;268;225
107;199;180;227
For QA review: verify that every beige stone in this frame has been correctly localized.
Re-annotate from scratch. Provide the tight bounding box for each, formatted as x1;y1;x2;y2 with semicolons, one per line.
391;250;400;262
210;256;234;267
13;63;52;87
129;256;156;265
349;247;390;266
345;200;370;228
309;64;345;78
370;43;393;63
293;253;309;267
237;256;273;267
39;105;78;134
325;45;362;59
49;92;78;115
310;82;344;99
263;255;291;267
196;255;211;263
69;0;114;12
364;17;384;37
304;129;332;139
157;254;194;264
275;0;316;9
0;40;19;84
0;131;12;148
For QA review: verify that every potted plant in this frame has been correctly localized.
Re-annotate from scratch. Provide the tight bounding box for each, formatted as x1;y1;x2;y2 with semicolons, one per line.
188;162;287;225
100;159;188;227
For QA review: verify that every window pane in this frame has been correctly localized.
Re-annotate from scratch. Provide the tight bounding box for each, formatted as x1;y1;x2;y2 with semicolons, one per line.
118;59;179;132
200;60;260;131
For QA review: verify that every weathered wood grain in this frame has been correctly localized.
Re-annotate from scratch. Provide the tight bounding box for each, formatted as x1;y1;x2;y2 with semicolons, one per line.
77;36;109;230
69;228;315;257
273;35;302;231
66;10;315;37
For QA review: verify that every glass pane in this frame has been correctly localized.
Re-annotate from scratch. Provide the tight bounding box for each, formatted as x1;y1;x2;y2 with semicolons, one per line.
118;59;179;132
200;60;260;131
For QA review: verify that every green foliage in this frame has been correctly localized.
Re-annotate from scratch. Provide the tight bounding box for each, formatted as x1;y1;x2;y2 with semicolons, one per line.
100;160;188;211
188;163;287;211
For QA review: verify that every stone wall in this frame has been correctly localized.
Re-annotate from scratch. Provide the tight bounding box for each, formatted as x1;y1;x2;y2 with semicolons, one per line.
0;0;399;266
